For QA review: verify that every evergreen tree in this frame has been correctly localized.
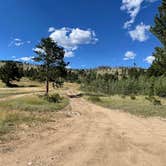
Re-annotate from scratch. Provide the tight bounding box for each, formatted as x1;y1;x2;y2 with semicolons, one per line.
148;47;166;76
149;0;166;76
150;0;166;46
33;37;68;95
0;61;23;86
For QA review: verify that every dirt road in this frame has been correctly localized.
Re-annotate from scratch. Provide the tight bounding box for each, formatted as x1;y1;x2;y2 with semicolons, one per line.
0;95;166;166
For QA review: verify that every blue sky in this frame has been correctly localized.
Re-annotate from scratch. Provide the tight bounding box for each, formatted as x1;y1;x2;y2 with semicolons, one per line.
0;0;162;68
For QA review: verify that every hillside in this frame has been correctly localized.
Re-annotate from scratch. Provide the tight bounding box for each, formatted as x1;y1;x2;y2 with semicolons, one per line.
0;61;37;70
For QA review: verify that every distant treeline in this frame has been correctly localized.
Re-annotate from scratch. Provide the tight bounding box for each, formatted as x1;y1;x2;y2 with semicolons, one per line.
0;60;165;97
66;68;166;97
23;65;166;97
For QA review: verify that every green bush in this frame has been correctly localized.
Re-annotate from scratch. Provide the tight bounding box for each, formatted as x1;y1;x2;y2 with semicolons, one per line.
121;95;126;99
145;96;161;105
88;96;101;102
154;76;166;97
145;96;155;102
43;93;62;103
130;94;136;100
153;98;161;105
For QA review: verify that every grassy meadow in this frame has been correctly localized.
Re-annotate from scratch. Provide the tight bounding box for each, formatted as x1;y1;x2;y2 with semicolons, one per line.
0;78;69;141
86;94;166;118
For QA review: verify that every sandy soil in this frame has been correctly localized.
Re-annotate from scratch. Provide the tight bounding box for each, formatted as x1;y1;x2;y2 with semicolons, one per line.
0;89;166;166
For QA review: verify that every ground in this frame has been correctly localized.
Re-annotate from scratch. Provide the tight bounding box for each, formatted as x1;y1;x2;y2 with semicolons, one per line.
0;82;166;166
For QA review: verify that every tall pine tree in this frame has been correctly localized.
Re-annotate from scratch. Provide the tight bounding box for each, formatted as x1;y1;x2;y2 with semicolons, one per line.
34;37;68;95
149;0;166;76
151;0;166;46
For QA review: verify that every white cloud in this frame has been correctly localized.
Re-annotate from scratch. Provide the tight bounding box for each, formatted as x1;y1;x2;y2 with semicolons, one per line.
123;51;136;60
65;51;74;58
66;65;71;69
15;56;34;62
14;38;21;42
33;48;46;55
129;22;150;42
121;0;158;29
121;0;144;29
8;38;31;47
49;27;98;58
144;55;155;64
27;41;31;44
48;27;55;32
14;42;24;47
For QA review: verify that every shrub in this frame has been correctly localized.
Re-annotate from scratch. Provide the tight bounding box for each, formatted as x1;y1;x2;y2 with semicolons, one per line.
130;94;136;100
145;96;161;105
43;93;62;103
153;98;161;105
154;76;166;97
121;95;126;99
88;96;101;102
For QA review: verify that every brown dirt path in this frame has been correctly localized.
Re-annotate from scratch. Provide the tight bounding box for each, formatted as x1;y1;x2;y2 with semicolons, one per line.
0;93;166;166
0;87;45;101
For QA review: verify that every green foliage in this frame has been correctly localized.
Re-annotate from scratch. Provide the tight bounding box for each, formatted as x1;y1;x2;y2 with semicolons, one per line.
148;47;166;76
121;95;126;99
153;98;161;105
149;0;166;76
88;96;101;102
130;94;136;100
150;0;166;47
80;72;166;97
33;37;68;95
87;95;166;118
43;93;62;103
0;61;23;86
154;76;166;97
145;96;162;106
0;95;69;112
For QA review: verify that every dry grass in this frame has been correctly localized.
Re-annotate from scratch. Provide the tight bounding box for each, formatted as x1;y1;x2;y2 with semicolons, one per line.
87;94;166;118
0;78;69;141
0;110;48;141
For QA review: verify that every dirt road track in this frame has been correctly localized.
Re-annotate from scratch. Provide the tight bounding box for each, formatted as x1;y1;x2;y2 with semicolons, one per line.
0;97;166;166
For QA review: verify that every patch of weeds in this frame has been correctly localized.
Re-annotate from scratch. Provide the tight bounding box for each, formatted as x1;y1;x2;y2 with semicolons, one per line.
45;93;62;103
145;96;162;105
121;95;126;99
153;98;161;105
87;95;166;118
130;94;136;100
88;96;101;102
0;111;44;140
0;94;69;113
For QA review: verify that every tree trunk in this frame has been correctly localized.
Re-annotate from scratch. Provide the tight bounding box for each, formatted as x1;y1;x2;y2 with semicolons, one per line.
45;64;49;96
46;80;49;95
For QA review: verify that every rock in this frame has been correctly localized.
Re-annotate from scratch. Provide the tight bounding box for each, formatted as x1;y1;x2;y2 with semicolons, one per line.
65;111;81;118
27;161;32;166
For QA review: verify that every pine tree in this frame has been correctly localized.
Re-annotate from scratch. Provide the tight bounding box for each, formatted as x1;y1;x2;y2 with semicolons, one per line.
148;47;166;76
34;37;68;95
149;0;166;76
151;0;166;46
0;61;23;86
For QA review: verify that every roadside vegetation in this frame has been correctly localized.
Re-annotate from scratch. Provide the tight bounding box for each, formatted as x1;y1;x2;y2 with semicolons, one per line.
0;94;68;112
0;38;69;141
0;86;69;141
86;94;166;118
0;110;45;142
